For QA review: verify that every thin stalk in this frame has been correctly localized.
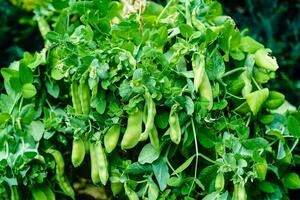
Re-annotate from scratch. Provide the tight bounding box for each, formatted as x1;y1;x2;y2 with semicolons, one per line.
222;67;246;78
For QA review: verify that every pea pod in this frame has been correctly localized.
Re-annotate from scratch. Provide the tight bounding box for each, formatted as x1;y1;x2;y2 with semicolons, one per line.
31;187;47;200
90;142;100;184
192;53;205;92
79;73;90;115
104;125;121;153
233;181;247;200
46;149;75;199
10;186;20;200
110;170;123;196
41;185;56;200
56;175;75;199
121;110;143;149
140;92;156;141
149;125;160;153
71;81;82;114
264;91;285;109
169;106;181;144
95;142;109;185
215;172;225;192
199;71;213;110
71;137;86;167
124;183;139;200
46;149;64;177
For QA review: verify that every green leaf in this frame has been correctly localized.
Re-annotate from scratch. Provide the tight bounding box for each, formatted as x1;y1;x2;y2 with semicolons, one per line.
283;173;300;189
138;143;159;164
51;68;64;80
29;121;45;142
255;48;279;71
239;36;264;53
19;64;33;84
0;113;10;126
152;157;170;191
185;96;194;115
287;116;300;137
22;83;37;99
196;127;215;149
245;88;269;115
171;155;195;175
155;110;169;129
243;138;269;150
206;49;225;80
148;180;159;200
45;81;59;98
258;181;276;193
179;24;194;38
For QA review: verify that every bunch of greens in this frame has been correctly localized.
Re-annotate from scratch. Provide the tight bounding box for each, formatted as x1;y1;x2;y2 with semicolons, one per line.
1;0;300;199
221;0;300;106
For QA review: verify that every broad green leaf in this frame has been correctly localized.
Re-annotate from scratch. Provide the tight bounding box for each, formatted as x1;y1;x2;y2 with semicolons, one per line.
29;121;45;142
155;110;169;129
0;113;10;126
22;83;37;99
172;155;195;175
138;143;159;164
258;181;276;193
19;63;33;84
152;157;169;191
239;36;264;53
45;81;59;98
287;116;300;137
51;68;64;80
245;88;269;115
206;49;225;80
179;24;194;38
243;138;269;150
283;173;300;189
148;180;159;200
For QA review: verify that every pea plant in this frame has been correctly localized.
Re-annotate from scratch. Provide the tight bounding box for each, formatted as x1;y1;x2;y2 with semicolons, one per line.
0;0;299;199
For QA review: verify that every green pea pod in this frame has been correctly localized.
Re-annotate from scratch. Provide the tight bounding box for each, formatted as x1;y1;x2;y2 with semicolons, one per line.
241;71;252;97
238;182;247;200
41;185;56;200
169;107;181;145
255;159;268;181
71;81;82;114
124;183;139;200
192;53;205;92
191;10;205;32
79;74;90;115
46;149;75;199
90;142;101;184
56;175;75;199
121;110;143;149
199;71;213;110
95;142;109;185
110;170;123;196
140;92;156;141
46;149;65;177
31;188;47;200
265;91;285;109
149;125;160;153
232;182;239;200
215;172;225;192
104;125;121;153
71;137;86;167
10;186;20;200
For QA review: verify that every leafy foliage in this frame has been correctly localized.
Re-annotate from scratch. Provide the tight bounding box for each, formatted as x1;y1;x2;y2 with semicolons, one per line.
0;0;299;200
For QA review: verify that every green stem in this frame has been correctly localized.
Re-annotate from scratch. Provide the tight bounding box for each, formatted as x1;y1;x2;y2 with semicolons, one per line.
288;138;299;155
156;0;174;24
197;152;218;164
185;0;192;26
188;118;199;195
251;77;262;90
166;160;180;178
9;94;21;115
222;67;246;78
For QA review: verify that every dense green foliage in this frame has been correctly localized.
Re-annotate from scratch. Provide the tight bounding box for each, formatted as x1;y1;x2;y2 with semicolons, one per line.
0;0;299;200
